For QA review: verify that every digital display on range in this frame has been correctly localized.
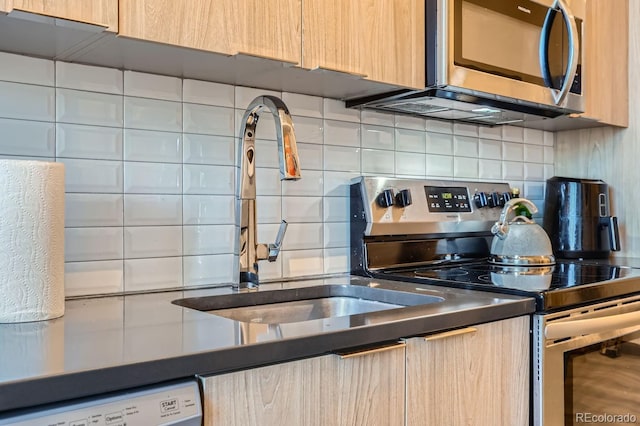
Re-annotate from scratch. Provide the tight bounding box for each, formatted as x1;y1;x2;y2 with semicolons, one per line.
424;186;471;212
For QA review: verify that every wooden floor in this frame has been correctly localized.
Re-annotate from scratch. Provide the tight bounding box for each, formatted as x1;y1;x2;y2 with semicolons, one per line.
565;341;640;425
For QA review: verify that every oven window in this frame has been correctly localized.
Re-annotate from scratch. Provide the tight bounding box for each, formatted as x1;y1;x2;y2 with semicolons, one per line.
564;337;640;425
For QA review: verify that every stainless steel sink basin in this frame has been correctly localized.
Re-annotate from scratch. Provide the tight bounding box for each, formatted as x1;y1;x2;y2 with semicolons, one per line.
172;284;444;324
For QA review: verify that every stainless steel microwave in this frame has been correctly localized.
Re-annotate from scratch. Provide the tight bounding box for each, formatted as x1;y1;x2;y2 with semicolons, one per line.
347;0;586;126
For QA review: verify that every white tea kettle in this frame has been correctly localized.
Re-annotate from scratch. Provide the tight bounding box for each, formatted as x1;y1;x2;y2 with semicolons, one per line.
489;198;555;266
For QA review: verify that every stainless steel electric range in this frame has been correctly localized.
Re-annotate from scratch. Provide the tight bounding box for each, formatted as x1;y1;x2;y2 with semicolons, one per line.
350;177;640;426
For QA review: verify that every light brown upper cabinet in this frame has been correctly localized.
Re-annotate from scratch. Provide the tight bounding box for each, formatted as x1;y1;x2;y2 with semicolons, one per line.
119;0;301;65
0;0;118;31
302;0;425;89
581;0;628;127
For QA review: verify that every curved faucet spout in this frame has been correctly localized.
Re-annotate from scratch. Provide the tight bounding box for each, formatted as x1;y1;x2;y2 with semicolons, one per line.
237;96;301;289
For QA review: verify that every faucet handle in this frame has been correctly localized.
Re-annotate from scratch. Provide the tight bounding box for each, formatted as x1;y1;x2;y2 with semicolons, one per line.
268;220;288;262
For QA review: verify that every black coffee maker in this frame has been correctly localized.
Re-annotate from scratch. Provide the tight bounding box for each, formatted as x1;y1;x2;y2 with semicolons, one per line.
543;176;620;259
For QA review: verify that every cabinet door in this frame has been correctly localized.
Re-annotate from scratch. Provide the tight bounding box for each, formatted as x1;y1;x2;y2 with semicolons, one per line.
119;0;301;64
582;0;628;127
0;0;118;31
302;0;425;89
406;316;530;426
202;343;405;426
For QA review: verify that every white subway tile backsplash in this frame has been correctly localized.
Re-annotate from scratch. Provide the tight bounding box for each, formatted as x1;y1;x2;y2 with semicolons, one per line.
125;257;183;291
0;52;54;86
0;82;54;121
123;129;182;163
282;92;323;118
282;249;324;277
183;80;234;107
395;115;426;131
57;89;122;127
124;194;182;226
185;104;234;136
296;143;323;170
183;164;234;195
454;157;479;179
323;197;349;222
62;158;123;193
0;118;54;157
282;169;323;196
479;138;502;159
282;197;323;223
64;260;124;296
362;149;395;175
426;154;453;177
124;162;182;194
257;196;281;224
57;124;123;160
183;254;234;286
324;120;360;147
0;58;556;296
324;145;360;172
183;225;235;255
65;194;124;227
396;128;426;153
323;222;349;248
125;97;181;132
292;116;323;144
323;98;359;122
426;132;453;155
65;227;123;262
453;135;479;158
282;223;323;250
361;124;395;150
124;226;182;258
324;247;349;274
524;144;544;163
183;134;234;166
183;195;235;225
395;151;426;177
56;62;122;94
124;71;182;101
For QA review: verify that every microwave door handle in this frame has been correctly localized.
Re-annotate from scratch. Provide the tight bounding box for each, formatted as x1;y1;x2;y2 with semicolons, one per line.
603;216;621;251
545;309;640;340
538;0;579;106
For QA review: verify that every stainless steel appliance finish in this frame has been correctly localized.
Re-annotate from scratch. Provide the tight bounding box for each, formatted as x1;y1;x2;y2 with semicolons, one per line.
543;176;621;259
346;0;586;127
0;380;202;426
350;176;640;425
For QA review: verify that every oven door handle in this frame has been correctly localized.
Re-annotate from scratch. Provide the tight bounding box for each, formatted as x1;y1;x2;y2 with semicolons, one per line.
545;309;640;340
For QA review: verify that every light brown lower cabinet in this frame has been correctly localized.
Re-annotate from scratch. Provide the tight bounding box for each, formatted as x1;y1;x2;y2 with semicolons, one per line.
201;316;530;426
406;316;530;426
201;342;406;426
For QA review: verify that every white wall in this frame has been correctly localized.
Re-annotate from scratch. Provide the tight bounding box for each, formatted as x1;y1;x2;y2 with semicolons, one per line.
0;51;555;296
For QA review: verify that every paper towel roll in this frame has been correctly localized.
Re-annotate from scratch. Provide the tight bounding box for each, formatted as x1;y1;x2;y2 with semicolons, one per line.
0;160;65;323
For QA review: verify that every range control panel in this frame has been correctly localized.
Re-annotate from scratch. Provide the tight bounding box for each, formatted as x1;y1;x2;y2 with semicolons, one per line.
352;177;515;236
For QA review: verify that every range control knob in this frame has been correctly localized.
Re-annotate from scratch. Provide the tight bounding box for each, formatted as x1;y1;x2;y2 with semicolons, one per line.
474;192;488;208
395;189;412;207
501;192;512;206
376;189;395;208
487;192;500;208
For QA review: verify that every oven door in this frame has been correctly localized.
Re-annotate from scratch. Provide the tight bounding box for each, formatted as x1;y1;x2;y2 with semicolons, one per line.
443;0;584;111
533;295;640;426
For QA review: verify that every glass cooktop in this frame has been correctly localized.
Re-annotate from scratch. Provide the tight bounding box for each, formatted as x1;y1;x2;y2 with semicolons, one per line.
381;260;640;312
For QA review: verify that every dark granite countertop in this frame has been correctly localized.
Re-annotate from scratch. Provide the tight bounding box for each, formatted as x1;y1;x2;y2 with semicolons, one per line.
0;275;535;414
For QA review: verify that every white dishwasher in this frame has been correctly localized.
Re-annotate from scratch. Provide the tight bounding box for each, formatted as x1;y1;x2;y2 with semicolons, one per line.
0;380;202;425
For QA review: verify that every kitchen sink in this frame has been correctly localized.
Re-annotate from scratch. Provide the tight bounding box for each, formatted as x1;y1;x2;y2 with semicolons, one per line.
172;284;445;324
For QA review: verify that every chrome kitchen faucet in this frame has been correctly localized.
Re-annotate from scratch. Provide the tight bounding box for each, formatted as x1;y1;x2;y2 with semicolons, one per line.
236;96;301;289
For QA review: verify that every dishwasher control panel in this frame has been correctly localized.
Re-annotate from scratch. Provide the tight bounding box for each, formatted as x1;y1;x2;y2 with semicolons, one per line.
0;380;202;426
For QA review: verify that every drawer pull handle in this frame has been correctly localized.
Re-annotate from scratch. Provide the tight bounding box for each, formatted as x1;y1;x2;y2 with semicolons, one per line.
424;327;478;342
337;341;406;359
